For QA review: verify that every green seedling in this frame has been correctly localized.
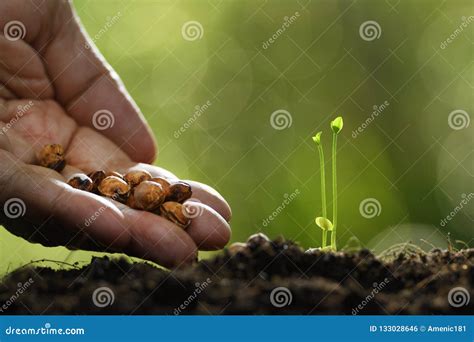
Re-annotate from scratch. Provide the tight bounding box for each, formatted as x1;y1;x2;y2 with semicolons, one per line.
330;116;343;250
312;116;343;250
312;132;331;248
315;216;333;248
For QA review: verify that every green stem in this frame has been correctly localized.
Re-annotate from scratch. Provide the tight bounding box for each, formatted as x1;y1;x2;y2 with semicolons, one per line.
317;145;327;248
331;133;338;250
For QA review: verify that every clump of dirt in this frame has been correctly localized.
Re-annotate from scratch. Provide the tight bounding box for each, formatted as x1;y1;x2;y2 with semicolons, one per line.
0;236;472;315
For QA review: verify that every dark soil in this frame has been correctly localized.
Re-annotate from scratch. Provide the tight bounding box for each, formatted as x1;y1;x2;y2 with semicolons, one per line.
0;236;472;315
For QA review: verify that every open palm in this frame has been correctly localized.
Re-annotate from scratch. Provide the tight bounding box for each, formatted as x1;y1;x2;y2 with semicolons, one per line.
0;0;231;268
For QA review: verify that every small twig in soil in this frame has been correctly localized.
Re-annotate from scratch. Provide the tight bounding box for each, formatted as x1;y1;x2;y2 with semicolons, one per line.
13;259;81;272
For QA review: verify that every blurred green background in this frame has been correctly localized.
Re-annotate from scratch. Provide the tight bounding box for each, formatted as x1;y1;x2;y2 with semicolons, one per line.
1;0;473;275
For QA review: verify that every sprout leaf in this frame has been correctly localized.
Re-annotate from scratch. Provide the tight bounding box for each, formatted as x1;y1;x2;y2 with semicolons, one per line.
315;217;334;231
312;131;322;145
330;116;344;134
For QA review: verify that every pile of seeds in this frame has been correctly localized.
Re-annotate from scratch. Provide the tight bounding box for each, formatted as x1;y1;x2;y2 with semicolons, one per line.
37;144;193;229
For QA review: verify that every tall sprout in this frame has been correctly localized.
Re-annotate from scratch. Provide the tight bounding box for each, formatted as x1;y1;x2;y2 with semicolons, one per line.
330;116;343;250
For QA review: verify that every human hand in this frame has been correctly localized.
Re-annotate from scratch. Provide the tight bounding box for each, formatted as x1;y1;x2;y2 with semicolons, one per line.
0;0;231;268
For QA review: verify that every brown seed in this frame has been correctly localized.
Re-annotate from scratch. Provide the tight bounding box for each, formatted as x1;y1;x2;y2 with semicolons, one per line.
247;233;270;244
151;177;171;196
228;242;248;255
124;170;152;187
246;233;271;249
98;176;130;202
106;171;124;179
37;144;66;172
67;174;93;192
166;181;192;203
88;170;106;193
159;201;191;229
126;181;166;211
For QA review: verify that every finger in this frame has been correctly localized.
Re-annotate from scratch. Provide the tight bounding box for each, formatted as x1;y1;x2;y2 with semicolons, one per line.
184;201;231;250
113;203;198;268
101;162;233;249
113;163;179;182
112;164;232;222
185;180;232;222
0;149;196;268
